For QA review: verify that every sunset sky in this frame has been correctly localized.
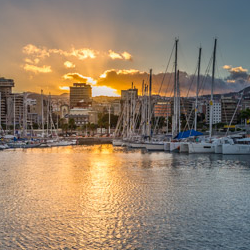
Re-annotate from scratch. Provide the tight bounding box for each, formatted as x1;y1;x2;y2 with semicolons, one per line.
0;0;250;96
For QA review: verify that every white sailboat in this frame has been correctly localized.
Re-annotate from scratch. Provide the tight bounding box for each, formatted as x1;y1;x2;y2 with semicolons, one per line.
222;138;250;155
188;38;217;154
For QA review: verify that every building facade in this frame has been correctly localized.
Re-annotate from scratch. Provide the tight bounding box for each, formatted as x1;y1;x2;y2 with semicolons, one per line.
154;101;171;117
221;97;238;124
70;83;92;108
0;77;15;127
206;101;221;124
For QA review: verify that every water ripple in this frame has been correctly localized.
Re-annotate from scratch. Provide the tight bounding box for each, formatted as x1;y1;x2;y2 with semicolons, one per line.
0;145;250;249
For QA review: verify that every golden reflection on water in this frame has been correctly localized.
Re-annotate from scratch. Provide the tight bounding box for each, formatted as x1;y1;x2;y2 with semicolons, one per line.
1;145;250;249
80;145;123;245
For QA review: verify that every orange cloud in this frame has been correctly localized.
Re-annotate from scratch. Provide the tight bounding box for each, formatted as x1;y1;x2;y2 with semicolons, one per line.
23;44;132;62
23;64;52;73
223;65;232;70
122;51;132;60
71;48;97;60
230;66;248;73
63;73;97;85
64;61;75;68
23;44;50;58
108;50;123;60
108;50;133;60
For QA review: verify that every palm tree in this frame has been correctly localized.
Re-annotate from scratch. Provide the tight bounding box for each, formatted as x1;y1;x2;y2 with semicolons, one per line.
68;118;75;133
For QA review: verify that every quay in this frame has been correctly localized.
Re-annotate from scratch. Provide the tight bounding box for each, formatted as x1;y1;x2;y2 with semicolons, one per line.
77;137;112;145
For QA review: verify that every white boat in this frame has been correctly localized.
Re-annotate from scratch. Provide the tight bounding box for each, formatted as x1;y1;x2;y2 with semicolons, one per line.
145;142;164;151
222;138;250;155
164;142;170;151
128;142;146;148
170;141;181;152
214;137;234;154
48;140;72;147
7;142;27;148
188;140;215;154
180;142;189;153
39;143;51;148
112;139;123;146
0;143;9;150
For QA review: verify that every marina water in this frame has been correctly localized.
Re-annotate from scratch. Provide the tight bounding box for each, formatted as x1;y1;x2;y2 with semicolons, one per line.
0;145;250;249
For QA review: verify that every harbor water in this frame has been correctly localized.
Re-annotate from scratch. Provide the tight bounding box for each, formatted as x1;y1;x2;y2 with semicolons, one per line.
0;145;250;249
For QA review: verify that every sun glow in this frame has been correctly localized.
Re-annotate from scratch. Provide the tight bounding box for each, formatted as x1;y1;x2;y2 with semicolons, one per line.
59;86;70;91
92;86;119;97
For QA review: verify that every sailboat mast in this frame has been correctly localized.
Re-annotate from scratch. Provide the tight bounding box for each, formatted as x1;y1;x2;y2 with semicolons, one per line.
195;47;202;131
0;92;2;132
177;70;181;133
13;94;15;136
148;69;152;138
172;38;178;137
47;94;49;137
209;38;217;138
41;90;44;138
23;92;27;137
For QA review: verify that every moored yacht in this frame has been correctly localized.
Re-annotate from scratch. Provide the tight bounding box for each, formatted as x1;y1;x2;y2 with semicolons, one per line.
145;141;165;151
222;138;250;155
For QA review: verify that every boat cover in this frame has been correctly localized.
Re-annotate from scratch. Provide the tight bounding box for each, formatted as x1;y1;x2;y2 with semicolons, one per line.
174;129;203;140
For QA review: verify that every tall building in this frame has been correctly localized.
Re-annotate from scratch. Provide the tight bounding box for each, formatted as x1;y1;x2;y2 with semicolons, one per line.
6;93;24;128
206;101;221;124
70;83;92;108
0;77;15;126
121;88;138;101
154;101;171;117
221;97;238;124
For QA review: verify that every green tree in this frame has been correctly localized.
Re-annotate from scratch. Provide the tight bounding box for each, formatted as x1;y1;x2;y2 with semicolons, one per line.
240;108;250;123
68;118;76;132
62;123;69;135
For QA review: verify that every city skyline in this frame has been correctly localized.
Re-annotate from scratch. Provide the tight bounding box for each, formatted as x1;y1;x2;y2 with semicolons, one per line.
1;0;250;96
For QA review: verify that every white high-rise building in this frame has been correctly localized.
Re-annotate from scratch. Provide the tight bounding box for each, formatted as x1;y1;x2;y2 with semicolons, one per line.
206;101;221;124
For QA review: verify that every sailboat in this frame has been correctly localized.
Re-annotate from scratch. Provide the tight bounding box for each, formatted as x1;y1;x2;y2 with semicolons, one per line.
180;46;202;153
144;69;166;151
164;38;182;152
188;38;217;154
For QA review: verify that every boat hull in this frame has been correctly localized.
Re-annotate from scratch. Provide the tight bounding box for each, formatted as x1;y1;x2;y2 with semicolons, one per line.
170;142;180;152
164;142;170;151
129;142;146;148
112;139;123;146
188;142;215;154
222;144;250;155
145;143;164;151
180;142;189;153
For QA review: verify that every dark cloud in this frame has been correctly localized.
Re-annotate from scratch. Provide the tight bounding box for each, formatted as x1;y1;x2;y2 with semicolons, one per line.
96;69;249;96
223;65;250;84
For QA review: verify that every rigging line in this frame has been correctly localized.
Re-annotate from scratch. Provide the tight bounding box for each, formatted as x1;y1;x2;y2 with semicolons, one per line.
163;64;175;97
185;66;198;99
157;43;175;95
198;55;213;96
198;54;213;95
217;43;228;79
180;97;191;131
178;41;190;74
152;66;175;135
